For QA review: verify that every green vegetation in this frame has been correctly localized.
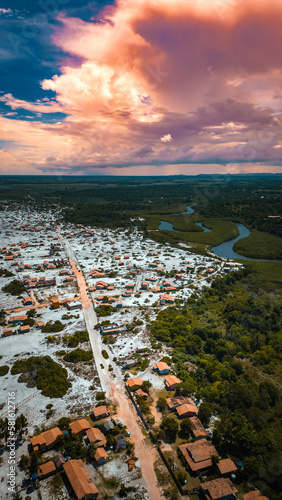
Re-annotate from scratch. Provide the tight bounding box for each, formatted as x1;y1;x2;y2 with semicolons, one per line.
234;229;282;259
2;279;26;295
160;417;179;440
150;218;239;247
102;349;109;359
11;356;71;397
95;304;116;316
64;330;89;347
149;268;282;499
42;320;65;333
63;348;93;363
0;268;14;278
0;366;9;376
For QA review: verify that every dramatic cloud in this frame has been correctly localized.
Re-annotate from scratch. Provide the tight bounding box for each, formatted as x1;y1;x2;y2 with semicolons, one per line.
0;0;281;174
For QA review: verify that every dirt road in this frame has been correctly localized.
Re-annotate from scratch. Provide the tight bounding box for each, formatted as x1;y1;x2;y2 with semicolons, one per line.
58;227;165;500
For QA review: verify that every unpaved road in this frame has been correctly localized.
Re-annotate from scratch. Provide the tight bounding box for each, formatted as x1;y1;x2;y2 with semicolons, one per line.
58;227;165;500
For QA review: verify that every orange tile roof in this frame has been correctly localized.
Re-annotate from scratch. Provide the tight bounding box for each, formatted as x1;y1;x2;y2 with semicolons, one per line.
164;375;181;388
176;401;198;417
201;478;237;500
243;492;269;500
179;439;219;471
69;418;91;434
38;461;56;477
127;378;143;389
153;361;170;372
63;459;98;499
94;448;108;461
217;458;237;475
86;427;106;447
190;416;208;438
92;406;108;418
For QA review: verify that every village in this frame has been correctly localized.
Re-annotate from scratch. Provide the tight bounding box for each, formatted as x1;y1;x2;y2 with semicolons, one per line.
0;202;260;500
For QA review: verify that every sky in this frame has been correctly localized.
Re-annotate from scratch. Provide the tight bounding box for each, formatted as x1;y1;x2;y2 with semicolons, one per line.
0;0;281;176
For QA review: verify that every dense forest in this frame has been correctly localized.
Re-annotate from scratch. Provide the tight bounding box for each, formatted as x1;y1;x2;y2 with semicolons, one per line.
149;268;282;499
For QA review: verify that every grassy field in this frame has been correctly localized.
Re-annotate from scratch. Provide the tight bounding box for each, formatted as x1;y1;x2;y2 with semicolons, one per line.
240;260;282;292
234;229;282;260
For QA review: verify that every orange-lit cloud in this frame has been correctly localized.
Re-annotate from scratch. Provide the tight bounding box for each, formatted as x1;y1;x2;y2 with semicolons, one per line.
1;0;281;174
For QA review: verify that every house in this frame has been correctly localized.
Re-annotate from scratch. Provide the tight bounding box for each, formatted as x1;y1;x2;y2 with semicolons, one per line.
167;396;193;410
127;378;143;391
141;282;148;290
63;459;98;500
178;439;219;472
3;329;13;337
51;299;60;309
135;388;148;398
19;325;31;334
36;321;45;329
122;359;137;369
30;427;61;452
22;297;33;306
176;400;198;418
54;454;66;471
69;418;91;435
190;416;208;439
86;427;106;447
67;301;82;311
100;325;123;336
9;315;28;324
200;478;237;500
94;447;109;465
103;420;114;433
153;361;170;375
37;461;56;480
242;491;269;500
217;459;237;477
164;375;181;391
92;406;109;421
160;294;175;304
115;434;126;450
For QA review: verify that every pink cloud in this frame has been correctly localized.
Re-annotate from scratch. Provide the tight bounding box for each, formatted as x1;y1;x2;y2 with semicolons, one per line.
1;0;281;174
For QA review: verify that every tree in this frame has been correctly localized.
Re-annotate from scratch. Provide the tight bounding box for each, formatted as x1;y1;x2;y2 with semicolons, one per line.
180;418;192;436
142;380;152;394
160;417;179;440
198;402;214;426
156;397;167;412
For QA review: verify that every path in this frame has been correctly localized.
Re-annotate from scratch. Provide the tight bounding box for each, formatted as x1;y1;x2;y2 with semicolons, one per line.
58;227;165;500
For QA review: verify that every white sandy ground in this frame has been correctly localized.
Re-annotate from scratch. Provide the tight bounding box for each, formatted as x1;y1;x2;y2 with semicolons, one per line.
0;204;241;499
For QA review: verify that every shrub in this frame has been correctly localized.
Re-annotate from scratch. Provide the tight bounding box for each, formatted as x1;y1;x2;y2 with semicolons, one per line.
2;280;26;295
65;330;89;348
11;356;71;398
42;321;64;333
102;350;109;359
0;366;9;376
63;349;93;363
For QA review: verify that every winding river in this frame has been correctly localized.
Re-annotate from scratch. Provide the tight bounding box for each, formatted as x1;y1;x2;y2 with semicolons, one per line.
158;205;279;262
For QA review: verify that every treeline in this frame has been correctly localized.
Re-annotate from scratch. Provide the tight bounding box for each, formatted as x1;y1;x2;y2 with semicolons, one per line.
149;269;282;499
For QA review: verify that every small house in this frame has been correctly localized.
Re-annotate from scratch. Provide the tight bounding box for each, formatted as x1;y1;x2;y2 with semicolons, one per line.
103;420;114;433
37;461;56;480
217;458;237;477
127;378;143;391
92;406;109;421
190;416;208;440
164;375;181;391
69;418;91;435
178;439;219;472
200;478;237;500
94;447;109;465
153;361;170;375
176;401;198;419
86;427;106;447
54;454;66;471
115;434;126;450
